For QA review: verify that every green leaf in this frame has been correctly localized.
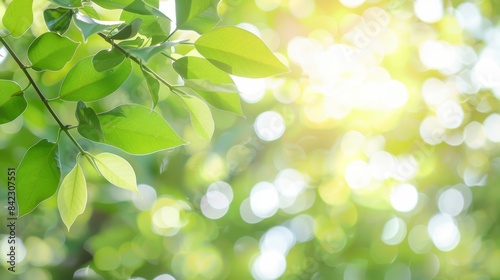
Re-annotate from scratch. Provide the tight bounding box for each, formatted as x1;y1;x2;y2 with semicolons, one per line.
27;32;80;71
92;48;126;72
59;56;132;101
175;0;220;34
120;11;170;45
57;163;87;231
76;101;104;142
91;153;138;192
141;69;159;108
109;18;142;40
2;0;33;37
0;80;28;125
17;140;61;216
49;0;82;8
173;56;242;115
179;91;214;140
83;105;186;154
74;12;123;41
195;26;288;78
124;41;180;62
43;8;73;34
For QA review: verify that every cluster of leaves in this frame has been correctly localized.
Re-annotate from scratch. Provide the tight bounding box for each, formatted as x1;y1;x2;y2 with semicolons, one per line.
0;0;287;229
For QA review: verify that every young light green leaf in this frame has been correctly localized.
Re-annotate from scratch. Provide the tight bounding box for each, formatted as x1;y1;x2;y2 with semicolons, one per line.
92;48;126;72
59;56;132;101
141;69;159;108
173;56;242;115
109;18;142;40
84;105;186;154
43;8;73;34
75;101;104;142
92;153;138;193
74;12;123;41
195;26;288;78
58;163;87;231
0;80;28;125
28;32;80;71
175;0;220;34
124;41;180;62
17;140;61;216
49;0;82;8
179;90;214;140
2;0;33;37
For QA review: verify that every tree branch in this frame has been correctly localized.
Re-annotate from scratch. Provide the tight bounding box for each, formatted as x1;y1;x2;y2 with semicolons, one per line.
0;36;87;155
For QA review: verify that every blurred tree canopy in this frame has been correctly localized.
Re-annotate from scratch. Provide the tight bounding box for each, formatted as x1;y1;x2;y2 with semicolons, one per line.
2;0;500;279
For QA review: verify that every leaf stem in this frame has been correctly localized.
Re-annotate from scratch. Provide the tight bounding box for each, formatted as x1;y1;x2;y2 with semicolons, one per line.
0;36;87;155
98;33;177;93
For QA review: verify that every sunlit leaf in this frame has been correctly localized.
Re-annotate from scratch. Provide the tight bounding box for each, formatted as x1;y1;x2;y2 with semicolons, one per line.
195;26;288;78
58;163;87;231
28;32;80;71
43;8;73;34
73;12;123;41
179;91;214;140
173;56;242;115
2;0;33;37
109;18;142;40
141;69;159;108
17;140;61;216
0;80;27;125
175;0;220;34
49;0;81;8
92;48;126;72
75;101;104;142
59;56;132;101
83;105;186;154
91;152;138;192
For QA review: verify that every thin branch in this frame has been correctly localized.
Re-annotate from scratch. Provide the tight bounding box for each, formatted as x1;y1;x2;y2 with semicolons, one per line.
0;36;87;156
98;33;177;94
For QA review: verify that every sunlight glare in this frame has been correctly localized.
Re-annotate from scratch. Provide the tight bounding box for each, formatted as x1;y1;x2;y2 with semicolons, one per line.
254;111;286;141
381;217;407;245
250;182;280;218
428;214;460;251
390;183;418;212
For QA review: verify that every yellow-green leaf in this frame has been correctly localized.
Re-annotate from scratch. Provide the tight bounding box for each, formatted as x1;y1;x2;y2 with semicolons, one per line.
179;90;214;140
28;32;80;71
2;0;33;37
92;153;138;193
57;163;87;231
195;26;288;78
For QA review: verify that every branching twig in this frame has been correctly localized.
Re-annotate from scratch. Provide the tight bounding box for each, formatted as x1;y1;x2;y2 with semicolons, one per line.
0;36;89;157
